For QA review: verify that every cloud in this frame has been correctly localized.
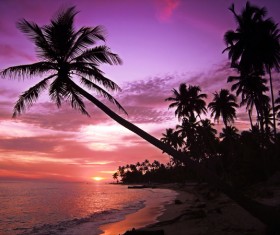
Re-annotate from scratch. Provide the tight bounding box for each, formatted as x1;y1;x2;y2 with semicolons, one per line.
1;59;274;182
0;44;35;62
0;88;19;99
154;0;180;22
7;101;113;132
0;137;57;153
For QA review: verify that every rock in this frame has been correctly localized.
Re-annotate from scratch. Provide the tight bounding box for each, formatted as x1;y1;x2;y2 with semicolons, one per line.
123;228;164;235
174;199;183;204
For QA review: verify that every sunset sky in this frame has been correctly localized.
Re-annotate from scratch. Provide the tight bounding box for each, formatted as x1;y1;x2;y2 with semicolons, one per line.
0;0;280;182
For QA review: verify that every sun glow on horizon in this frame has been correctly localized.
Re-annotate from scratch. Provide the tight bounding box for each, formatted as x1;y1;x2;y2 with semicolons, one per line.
92;176;104;181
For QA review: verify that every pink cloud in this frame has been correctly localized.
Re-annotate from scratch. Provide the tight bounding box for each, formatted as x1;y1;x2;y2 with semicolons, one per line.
1;59;276;182
154;0;180;22
0;44;35;62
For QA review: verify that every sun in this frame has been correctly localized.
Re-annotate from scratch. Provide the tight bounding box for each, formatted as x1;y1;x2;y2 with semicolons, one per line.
92;176;104;181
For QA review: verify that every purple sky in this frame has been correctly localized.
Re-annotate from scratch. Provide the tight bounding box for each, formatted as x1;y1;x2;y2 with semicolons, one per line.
0;0;279;182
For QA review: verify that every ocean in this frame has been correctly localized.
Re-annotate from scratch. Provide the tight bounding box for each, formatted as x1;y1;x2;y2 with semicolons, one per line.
0;181;177;235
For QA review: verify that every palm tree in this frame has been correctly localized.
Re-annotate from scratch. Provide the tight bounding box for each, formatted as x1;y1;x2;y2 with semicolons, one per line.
160;128;183;151
275;91;280;126
112;172;119;183
0;6;187;162
223;2;267;74
2;6;280;230
165;83;207;121
228;74;269;131
258;17;280;137
195;119;218;159
1;7;126;118
223;1;280;136
208;89;238;127
175;116;198;150
219;126;240;179
220;126;240;142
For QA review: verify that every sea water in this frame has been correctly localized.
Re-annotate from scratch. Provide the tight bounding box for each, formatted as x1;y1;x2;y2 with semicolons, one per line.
0;181;177;235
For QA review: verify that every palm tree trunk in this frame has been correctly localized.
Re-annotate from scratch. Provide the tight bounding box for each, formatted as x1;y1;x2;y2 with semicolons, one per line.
71;80;280;231
268;69;277;138
248;109;253;129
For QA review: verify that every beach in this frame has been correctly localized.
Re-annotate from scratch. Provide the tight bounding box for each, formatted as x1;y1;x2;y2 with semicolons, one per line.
99;180;280;235
1;180;279;235
145;183;266;235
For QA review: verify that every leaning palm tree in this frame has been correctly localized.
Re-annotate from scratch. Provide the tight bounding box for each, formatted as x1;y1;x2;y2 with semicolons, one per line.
0;6;185;162
208;89;238;127
1;6;280;231
2;7;126;117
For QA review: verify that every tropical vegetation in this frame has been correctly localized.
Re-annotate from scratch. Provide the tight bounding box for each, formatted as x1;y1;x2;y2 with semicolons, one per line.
113;159;190;184
1;2;280;232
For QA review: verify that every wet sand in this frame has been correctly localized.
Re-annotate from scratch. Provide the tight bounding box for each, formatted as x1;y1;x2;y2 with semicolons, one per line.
98;180;280;235
98;187;179;235
144;183;266;235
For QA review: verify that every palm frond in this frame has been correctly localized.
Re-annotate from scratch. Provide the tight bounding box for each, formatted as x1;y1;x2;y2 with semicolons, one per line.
74;46;122;65
13;75;55;117
71;62;121;91
49;78;67;108
16;19;56;60
43;6;77;60
64;83;90;116
80;76;127;115
1;62;56;79
67;26;106;59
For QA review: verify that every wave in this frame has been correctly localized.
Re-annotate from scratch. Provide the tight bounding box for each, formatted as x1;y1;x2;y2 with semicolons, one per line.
16;200;145;235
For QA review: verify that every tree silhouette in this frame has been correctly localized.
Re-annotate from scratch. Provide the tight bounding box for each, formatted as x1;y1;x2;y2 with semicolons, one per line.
257;15;280;137
228;74;269;131
208;89;238;127
160;128;183;151
2;7;126;117
223;1;280;137
112;172;119;183
275;91;280;126
165;83;207;121
1;5;280;231
220;126;240;142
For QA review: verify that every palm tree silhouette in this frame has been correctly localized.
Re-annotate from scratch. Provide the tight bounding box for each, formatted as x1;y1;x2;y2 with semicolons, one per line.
228;74;269;132
176;116;198;154
275;91;280;126
112;172;119;183
160;128;183;151
223;1;280;136
223;2;267;74
0;6;187;162
257;15;280;137
2;7;126;117
165;83;207;121
208;89;238;127
220;126;240;142
1;6;280;230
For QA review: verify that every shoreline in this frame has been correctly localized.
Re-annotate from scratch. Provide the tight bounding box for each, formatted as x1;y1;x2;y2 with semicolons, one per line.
98;186;178;235
61;180;279;235
129;182;268;235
